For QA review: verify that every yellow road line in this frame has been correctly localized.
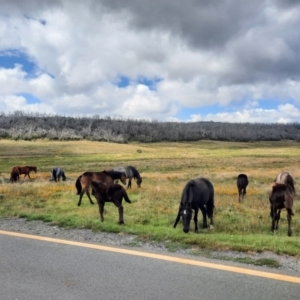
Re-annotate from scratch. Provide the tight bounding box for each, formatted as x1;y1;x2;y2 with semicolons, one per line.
1;229;299;284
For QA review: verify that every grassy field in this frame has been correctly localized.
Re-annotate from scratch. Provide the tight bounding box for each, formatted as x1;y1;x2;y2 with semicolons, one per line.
0;139;300;256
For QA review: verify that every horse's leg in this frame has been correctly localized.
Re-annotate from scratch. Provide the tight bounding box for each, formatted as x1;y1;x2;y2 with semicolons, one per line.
208;210;214;229
193;209;199;233
112;201;124;224
77;190;85;206
86;190;95;205
127;178;132;189
271;208;276;232
275;210;281;230
287;210;292;237
200;206;208;229
173;207;181;228
97;201;105;222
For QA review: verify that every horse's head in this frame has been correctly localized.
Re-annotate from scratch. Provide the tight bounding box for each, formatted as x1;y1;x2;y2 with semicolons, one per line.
180;202;193;233
136;177;142;188
62;172;66;181
120;172;127;185
33;166;37;173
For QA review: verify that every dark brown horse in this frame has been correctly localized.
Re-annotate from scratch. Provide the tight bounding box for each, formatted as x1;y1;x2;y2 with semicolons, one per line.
10;165;37;182
10;166;20;183
269;183;295;236
237;174;248;202
273;171;295;197
15;166;37;179
90;180;131;224
75;170;127;206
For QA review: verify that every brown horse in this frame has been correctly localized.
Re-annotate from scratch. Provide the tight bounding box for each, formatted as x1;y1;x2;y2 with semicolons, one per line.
75;170;127;206
90;180;131;224
273;171;295;197
269;183;295;236
14;166;37;179
10;166;20;183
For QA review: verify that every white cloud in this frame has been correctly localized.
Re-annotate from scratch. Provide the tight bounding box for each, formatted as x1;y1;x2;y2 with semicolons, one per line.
189;104;300;123
0;0;300;122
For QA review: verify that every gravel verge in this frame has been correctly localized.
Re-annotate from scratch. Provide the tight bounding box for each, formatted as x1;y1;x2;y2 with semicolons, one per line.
1;217;300;274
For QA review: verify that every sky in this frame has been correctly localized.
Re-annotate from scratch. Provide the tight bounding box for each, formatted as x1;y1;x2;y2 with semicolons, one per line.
1;0;300;123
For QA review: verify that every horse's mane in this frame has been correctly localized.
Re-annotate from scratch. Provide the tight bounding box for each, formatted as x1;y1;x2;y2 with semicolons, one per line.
181;180;195;205
128;166;141;179
104;170;124;177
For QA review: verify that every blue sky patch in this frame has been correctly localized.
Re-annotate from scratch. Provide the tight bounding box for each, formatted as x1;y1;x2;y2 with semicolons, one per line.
0;50;36;75
117;75;130;88
18;93;41;104
117;75;162;91
176;104;221;120
137;76;161;91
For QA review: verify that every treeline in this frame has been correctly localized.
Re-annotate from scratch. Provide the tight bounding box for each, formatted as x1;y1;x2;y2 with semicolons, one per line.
0;111;300;143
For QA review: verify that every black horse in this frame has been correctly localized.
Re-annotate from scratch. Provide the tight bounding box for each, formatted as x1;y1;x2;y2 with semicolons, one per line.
237;174;248;202
111;166;142;189
90;180;131;224
51;167;66;182
174;178;214;233
269;183;295;236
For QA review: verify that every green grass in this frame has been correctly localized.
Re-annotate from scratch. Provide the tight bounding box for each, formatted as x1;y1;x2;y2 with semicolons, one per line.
0;139;300;257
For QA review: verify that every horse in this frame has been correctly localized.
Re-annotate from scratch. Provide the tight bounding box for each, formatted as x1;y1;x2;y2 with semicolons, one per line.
269;183;295;236
237;174;248;202
90;180;132;224
273;171;295;197
111;166;142;189
75;170;127;206
12;165;37;180
173;178;214;233
10;166;20;183
51;167;66;182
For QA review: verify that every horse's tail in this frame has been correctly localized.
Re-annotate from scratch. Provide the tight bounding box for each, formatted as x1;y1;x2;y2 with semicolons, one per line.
286;174;296;196
202;179;215;217
75;175;83;195
10;172;14;183
122;187;132;203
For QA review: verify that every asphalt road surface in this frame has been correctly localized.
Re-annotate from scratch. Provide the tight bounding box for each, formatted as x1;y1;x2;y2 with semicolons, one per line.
1;232;299;300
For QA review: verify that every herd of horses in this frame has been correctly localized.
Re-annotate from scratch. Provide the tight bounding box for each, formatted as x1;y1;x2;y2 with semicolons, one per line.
8;164;296;236
174;171;296;237
9;165;142;226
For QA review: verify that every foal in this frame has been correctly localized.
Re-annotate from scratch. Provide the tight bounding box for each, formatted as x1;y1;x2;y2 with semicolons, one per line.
90;180;131;224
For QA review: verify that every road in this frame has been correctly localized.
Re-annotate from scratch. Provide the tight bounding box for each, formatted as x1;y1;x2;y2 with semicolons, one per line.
0;231;299;300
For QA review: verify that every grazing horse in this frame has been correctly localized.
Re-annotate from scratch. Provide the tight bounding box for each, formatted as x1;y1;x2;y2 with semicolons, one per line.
75;170;127;206
51;167;66;182
90;180;131;224
237;174;248;202
13;166;37;180
274;171;295;197
269;183;295;236
10;166;20;183
174;178;214;233
111;166;142;189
